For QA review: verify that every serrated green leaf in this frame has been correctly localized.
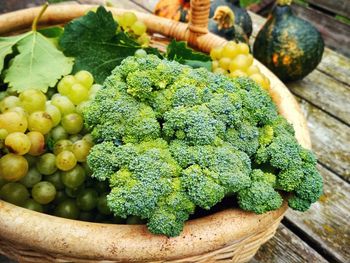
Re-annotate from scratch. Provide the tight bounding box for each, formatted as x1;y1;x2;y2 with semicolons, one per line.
0;35;23;72
60;6;157;84
4;32;74;92
166;40;211;64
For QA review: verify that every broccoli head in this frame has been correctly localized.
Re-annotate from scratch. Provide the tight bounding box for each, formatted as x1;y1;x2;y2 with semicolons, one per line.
84;55;323;236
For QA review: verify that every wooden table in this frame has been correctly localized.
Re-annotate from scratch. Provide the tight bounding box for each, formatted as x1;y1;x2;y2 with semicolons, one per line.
114;1;350;263
1;1;349;262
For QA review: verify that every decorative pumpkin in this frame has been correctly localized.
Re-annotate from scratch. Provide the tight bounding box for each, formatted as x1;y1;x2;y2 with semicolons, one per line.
154;0;190;22
208;6;249;43
253;0;324;82
209;0;253;37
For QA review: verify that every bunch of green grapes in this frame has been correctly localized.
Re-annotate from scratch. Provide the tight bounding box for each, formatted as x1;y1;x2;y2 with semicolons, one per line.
115;12;150;46
0;71;122;222
210;41;270;90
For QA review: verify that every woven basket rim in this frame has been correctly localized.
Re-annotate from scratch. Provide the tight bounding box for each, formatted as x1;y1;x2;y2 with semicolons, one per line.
0;4;309;261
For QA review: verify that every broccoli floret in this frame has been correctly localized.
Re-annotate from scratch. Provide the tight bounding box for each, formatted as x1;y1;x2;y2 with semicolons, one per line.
85;55;323;237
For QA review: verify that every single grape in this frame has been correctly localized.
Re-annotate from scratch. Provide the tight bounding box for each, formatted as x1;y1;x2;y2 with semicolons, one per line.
82;134;94;145
19;167;42;188
0;111;28;133
60;164;85;188
229;70;248;78
246;65;260;76
36;153;57;175
32;181;56;205
0;96;20;112
61;113;83;135
0;182;29;206
9;106;27;117
237;42;250;54
74;71;94;89
57;75;76;96
137;33;150;46
5;132;31;155
19;90;46;113
56;150;77;171
44;171;64;190
26;131;46;156
131;21;147;35
53;139;73;155
134;49;147;58
22;199;43;213
210;46;223;60
122;12;137;27
50;125;69;143
54;199;79;219
97;193;112;215
72;140;92;162
229;54;252;72
219;57;231;71
28;111;53;135
69;134;83;143
0;128;8;140
45;103;61;127
67;84;89;105
51;95;75;115
0;153;28;182
76;188;98;211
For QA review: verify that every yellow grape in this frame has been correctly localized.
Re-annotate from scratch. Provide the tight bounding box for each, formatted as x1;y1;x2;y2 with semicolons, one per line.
246;65;260;75
212;60;219;71
19;90;46;113
229;70;248;78
219;57;231;71
5;132;31;155
45;103;61;127
0;153;28;182
222;42;239;59
57;75;76;96
56;150;77;171
75;71;94;89
26;131;46;156
67;84;89;105
0;129;8;140
131;21;147;36
0;111;28;133
229;54;252;72
28;111;53;135
237;42;250;55
0;96;20;113
210;47;223;60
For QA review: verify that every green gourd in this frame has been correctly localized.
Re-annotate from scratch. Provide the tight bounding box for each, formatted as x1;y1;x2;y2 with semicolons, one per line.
253;0;324;81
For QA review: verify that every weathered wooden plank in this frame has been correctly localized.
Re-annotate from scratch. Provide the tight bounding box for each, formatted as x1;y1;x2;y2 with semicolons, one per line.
285;164;350;263
291;4;350;57
0;255;15;263
251;224;328;263
307;0;350;19
288;70;350;125
297;98;350;181
131;0;157;12
109;0;149;12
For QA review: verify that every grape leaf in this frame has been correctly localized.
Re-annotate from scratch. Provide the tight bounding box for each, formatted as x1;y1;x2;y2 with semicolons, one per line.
239;0;260;7
0;35;23;72
4;31;74;92
60;6;158;84
166;40;212;70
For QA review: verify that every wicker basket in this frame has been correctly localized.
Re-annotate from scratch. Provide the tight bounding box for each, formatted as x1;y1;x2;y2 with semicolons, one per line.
0;1;311;262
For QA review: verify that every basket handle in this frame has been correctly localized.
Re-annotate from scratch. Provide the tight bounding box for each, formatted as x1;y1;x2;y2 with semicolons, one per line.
188;0;211;46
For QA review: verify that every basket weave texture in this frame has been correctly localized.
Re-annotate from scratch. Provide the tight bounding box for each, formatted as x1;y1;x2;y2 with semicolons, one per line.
0;1;310;262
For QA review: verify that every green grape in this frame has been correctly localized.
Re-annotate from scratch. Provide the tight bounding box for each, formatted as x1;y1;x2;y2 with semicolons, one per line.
32;181;56;205
57;75;76;96
22;199;43;213
53;190;68;204
79;211;95;222
0;153;28;182
97;193;112;215
60;164;85;188
67;84;89;105
45;103;61;127
53;139;73;155
56;150;77;171
134;49;147;58
54;199;79;219
9;106;27;118
26;131;46;156
82;134;94;145
69;134;83;143
19;167;42;188
0;96;20;112
50;125;69;142
210;46;223;60
61;113;83;135
19;90;46;113
36;153;57;175
0;182;29;206
76;188;98;211
219;57;231;71
137;33;150;46
0;111;28;133
76;101;90;114
74;71;94;89
5;132;31;155
51;95;75;116
0;128;8;140
131;21;147;35
72;140;92;162
28;111;53;135
122;12;137;27
44;171;64;190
